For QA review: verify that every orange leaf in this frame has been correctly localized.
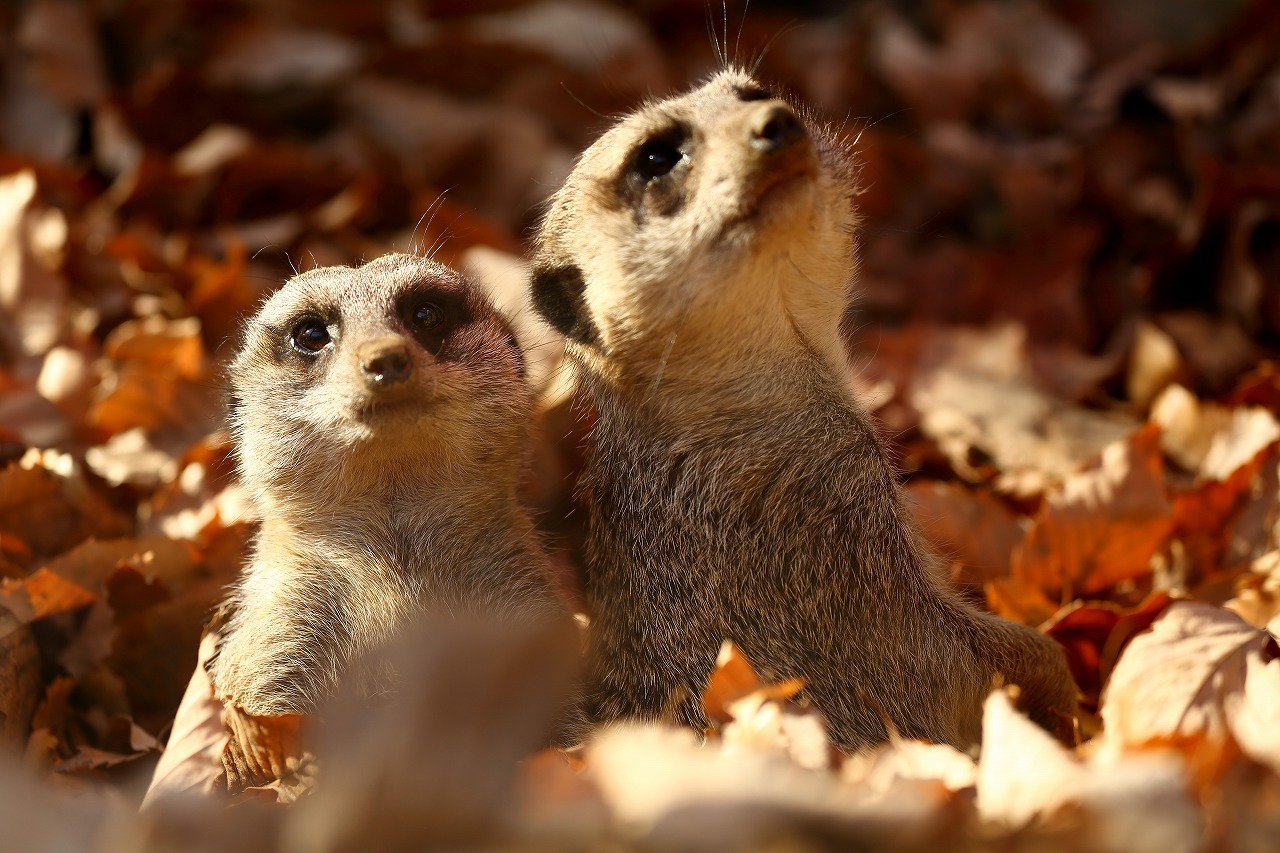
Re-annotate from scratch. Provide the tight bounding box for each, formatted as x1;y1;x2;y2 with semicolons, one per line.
1013;424;1173;598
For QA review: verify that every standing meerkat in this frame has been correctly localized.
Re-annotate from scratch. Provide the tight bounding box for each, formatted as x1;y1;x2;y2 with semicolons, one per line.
530;70;1077;751
210;253;571;720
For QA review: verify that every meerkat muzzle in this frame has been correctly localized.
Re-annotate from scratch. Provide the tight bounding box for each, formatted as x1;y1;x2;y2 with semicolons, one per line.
358;337;414;389
750;104;805;154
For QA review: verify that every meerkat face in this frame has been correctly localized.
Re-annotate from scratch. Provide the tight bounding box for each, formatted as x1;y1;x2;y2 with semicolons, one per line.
531;69;857;380
229;254;529;499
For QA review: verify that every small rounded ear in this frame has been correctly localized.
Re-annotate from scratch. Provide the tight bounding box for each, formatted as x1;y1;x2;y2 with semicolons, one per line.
530;262;599;346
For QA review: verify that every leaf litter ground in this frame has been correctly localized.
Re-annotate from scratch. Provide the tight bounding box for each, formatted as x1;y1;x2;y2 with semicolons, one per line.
1;0;1280;850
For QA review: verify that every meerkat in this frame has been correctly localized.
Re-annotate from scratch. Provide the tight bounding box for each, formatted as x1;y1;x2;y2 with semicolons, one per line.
529;70;1077;752
209;253;571;721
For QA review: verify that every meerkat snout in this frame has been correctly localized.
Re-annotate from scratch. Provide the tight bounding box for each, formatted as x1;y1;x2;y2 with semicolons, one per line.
358;337;414;389
749;104;805;153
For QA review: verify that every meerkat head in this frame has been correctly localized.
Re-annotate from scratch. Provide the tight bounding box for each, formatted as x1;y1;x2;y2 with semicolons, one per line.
530;69;857;384
229;253;529;507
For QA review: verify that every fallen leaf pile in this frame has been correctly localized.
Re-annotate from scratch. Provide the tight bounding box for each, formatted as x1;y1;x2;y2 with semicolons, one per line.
1;0;1279;850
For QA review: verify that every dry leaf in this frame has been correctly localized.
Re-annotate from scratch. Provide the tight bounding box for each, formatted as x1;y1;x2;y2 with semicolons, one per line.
222;704;313;797
1151;384;1233;473
0;566;97;622
1013;425;1173;598
910;324;1135;495
1225;651;1280;775
0;606;40;748
0;456;132;566
1044;592;1174;711
842;737;977;801
141;632;229;809
1127;320;1181;410
978;687;1199;848
976;688;1088;826
905;480;1024;585
1102;602;1276;747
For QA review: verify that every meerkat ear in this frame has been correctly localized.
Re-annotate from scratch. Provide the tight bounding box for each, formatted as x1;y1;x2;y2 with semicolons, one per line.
530;262;599;346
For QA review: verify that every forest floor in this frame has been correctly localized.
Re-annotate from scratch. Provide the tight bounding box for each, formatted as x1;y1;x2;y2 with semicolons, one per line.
1;0;1279;850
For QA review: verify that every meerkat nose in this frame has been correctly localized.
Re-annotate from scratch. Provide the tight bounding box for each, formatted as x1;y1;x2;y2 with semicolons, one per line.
750;104;805;153
358;338;414;388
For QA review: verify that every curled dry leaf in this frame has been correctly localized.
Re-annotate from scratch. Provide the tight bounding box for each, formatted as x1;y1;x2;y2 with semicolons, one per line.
1226;551;1280;630
222;703;314;798
703;643;827;772
1151;384;1232;474
910;324;1135;496
976;687;1089;826
701;640;768;727
842;737;977;806
0;169;70;359
1127;320;1182;411
1226;651;1280;776
1102;602;1278;754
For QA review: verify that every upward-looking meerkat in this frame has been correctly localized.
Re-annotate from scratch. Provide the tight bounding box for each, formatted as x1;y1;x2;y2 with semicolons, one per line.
530;70;1077;751
209;253;570;721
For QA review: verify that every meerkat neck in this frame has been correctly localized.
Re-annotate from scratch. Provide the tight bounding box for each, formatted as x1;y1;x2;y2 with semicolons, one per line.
579;334;844;421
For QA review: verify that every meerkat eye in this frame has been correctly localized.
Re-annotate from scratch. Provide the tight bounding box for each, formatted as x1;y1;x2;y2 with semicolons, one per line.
413;302;446;331
290;318;331;354
632;137;684;183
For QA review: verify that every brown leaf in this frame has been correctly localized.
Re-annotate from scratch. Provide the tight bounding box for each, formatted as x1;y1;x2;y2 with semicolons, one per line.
1013;424;1173;598
222;704;314;797
701;640;767;726
17;0;107;107
0;606;40;748
89;316;218;440
0;455;132;565
1174;444;1276;578
905;480;1024;586
1102;602;1276;747
1044;592;1173;712
985;576;1062;626
55;744;151;775
0;566;97;622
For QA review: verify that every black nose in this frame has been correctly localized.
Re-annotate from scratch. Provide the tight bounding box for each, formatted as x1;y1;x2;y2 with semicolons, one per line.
360;343;413;388
750;105;805;153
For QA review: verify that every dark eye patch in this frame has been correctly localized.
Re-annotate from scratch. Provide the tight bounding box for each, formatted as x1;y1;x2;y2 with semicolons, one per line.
632;135;684;183
620;124;692;217
398;286;472;354
627;125;689;185
736;85;775;102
